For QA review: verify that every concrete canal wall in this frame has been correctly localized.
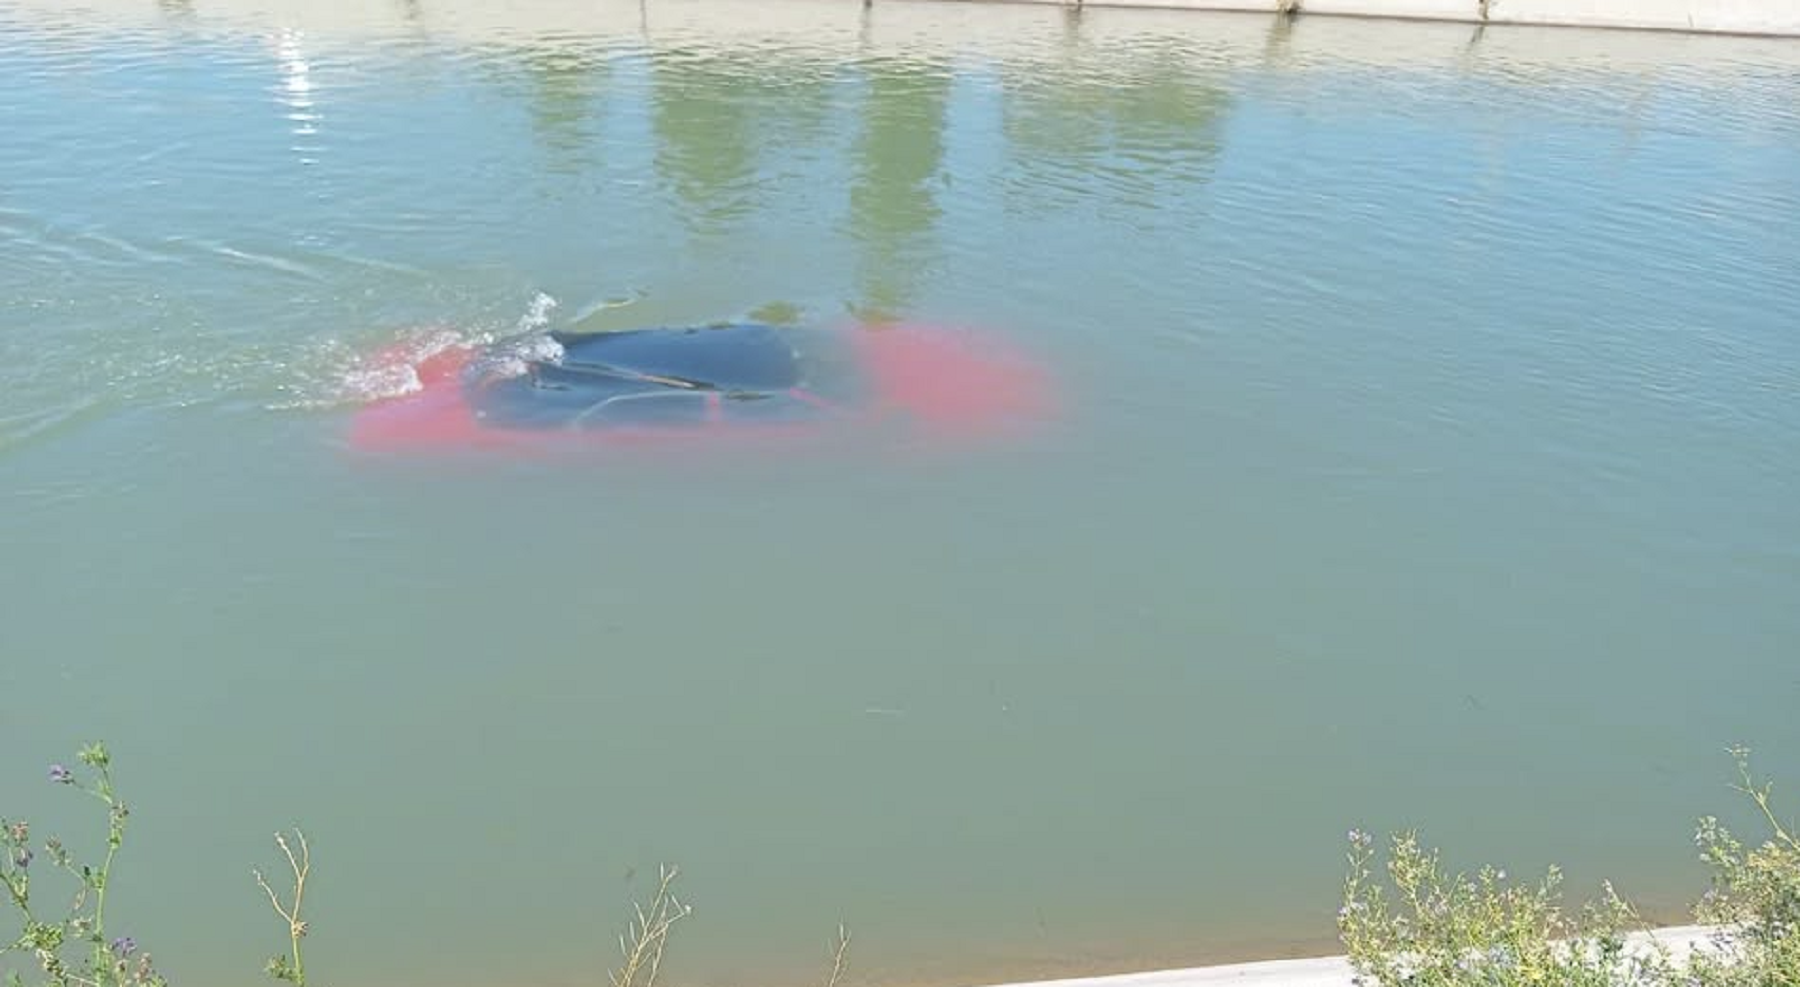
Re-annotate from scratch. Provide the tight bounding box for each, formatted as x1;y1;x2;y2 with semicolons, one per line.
950;0;1800;36
14;0;1800;38
965;925;1725;987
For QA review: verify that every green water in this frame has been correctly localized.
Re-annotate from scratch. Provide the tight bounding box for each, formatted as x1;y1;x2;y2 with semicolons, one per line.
3;1;1799;984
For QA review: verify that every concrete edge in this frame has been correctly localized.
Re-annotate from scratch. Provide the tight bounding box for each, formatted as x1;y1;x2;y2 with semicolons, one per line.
963;925;1725;987
926;0;1800;38
10;0;1800;42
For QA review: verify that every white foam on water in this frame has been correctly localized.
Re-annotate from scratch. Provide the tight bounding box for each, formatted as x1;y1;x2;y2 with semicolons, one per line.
267;292;563;410
516;290;558;333
471;330;564;382
461;291;567;381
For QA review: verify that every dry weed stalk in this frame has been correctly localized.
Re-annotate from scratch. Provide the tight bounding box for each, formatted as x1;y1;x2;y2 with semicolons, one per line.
610;864;691;987
254;829;311;986
825;924;852;987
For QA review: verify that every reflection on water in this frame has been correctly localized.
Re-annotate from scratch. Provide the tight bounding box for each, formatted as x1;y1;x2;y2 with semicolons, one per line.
1001;8;1232;214
644;46;846;240
847;55;951;319
517;41;611;175
272;28;323;164
651;51;785;234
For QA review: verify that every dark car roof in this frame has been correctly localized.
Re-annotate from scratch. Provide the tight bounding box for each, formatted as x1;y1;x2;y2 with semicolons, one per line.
546;323;801;392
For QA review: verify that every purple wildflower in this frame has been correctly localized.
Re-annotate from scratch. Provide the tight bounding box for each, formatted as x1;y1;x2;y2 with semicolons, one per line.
111;937;137;958
48;764;73;784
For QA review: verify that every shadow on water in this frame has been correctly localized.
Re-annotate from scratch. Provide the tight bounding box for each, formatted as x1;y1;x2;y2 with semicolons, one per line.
845;49;952;321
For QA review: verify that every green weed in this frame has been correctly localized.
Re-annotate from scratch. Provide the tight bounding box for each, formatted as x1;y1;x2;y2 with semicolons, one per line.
1341;747;1799;987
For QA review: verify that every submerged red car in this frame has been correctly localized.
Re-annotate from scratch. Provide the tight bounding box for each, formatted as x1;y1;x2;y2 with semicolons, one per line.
348;320;1055;455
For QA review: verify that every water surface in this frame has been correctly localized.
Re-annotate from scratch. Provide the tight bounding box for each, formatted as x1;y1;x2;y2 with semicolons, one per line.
2;2;1799;985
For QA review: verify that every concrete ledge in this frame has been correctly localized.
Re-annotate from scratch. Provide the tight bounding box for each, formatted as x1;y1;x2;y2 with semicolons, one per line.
1489;0;1800;32
966;926;1725;987
1299;0;1488;24
969;954;1356;987
8;0;1800;38
964;0;1800;35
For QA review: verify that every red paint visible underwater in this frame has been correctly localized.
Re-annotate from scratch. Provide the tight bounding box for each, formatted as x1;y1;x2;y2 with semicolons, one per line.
346;323;1056;458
